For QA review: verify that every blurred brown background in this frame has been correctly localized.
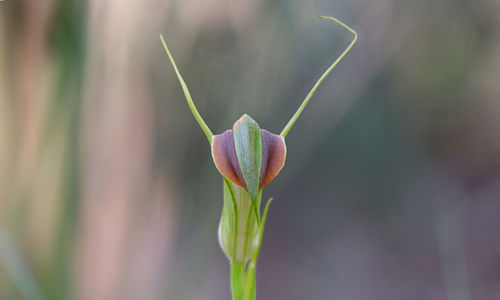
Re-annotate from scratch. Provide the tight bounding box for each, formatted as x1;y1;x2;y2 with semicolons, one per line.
1;0;500;299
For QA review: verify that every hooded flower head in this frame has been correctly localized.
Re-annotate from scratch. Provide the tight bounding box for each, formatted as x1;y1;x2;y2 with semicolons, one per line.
211;115;286;198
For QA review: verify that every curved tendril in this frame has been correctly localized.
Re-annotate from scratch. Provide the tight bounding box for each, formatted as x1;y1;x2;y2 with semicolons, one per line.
160;35;213;143
280;15;358;138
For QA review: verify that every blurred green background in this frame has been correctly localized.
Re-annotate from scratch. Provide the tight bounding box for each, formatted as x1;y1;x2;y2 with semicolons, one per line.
1;0;500;299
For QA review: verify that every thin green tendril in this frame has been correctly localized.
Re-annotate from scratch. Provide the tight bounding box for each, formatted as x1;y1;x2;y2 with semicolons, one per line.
280;15;358;138
160;35;213;143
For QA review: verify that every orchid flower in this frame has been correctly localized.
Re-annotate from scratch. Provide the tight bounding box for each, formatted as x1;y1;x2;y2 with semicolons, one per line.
161;15;357;300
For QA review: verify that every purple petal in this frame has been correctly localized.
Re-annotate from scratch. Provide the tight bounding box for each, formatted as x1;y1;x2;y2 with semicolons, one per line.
211;130;246;189
260;130;286;188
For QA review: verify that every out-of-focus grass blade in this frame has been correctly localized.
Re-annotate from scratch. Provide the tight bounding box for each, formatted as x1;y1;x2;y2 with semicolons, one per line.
0;228;44;300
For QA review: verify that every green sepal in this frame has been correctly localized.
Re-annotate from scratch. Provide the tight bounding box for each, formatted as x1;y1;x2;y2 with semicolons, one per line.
219;178;261;264
233;114;262;201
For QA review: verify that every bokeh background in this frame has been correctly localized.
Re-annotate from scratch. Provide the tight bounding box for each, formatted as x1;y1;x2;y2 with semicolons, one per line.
1;0;500;299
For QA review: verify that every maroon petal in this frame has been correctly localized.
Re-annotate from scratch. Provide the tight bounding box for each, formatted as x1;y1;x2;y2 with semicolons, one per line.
259;130;286;188
211;130;246;189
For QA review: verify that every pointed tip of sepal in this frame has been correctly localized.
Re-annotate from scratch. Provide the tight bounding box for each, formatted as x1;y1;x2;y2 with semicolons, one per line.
234;114;257;131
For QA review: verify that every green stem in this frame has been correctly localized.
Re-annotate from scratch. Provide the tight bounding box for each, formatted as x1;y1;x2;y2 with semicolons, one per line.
230;262;245;300
243;259;257;300
243;198;273;300
160;35;213;143
280;15;358;138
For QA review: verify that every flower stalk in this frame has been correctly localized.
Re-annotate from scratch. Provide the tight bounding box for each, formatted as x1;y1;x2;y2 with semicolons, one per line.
161;14;357;300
